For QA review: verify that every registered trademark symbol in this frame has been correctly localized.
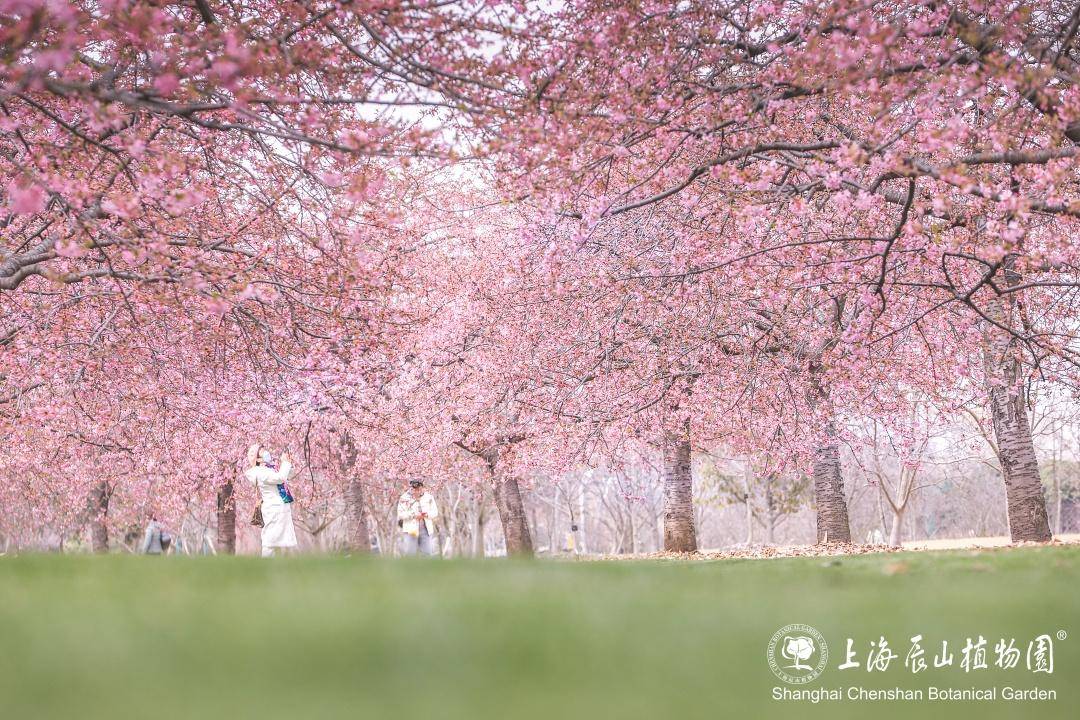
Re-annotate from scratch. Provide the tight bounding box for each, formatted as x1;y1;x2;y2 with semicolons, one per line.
1056;630;1067;641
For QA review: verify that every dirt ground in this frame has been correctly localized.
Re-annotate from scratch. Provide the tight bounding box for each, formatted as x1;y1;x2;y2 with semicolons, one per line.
586;533;1080;561
901;532;1080;550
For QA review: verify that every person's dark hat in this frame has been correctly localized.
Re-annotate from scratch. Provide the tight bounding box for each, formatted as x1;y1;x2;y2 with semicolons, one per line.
409;479;423;488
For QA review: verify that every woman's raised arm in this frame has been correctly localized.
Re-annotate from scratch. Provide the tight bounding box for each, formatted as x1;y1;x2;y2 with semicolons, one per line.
272;452;292;482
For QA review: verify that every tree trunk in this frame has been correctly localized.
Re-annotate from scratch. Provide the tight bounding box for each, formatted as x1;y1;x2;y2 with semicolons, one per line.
578;486;589;554
888;507;904;548
337;430;371;553
662;424;697;552
216;480;236;555
492;474;533;557
982;254;1052;542
445;490;460;558
764;477;777;545
812;437;851;543
88;480;109;553
369;500;391;556
485;449;533;557
344;478;371;553
1052;436;1062;535
473;499;486;557
744;496;754;545
529;505;541;552
1054;476;1063;536
808;372;852;544
984;368;1052;541
548;487;558;552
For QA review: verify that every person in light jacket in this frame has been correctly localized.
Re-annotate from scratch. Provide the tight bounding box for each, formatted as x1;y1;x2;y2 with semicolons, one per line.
397;479;439;556
141;516;164;555
245;444;297;557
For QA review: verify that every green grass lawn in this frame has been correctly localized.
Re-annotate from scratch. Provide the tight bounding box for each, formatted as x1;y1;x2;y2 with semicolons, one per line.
0;546;1076;719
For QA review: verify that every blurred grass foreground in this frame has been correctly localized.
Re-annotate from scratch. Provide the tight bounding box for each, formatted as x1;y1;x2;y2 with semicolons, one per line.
1;546;1077;720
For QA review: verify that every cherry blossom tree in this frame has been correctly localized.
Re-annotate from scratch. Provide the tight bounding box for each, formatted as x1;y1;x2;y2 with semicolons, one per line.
4;1;1078;552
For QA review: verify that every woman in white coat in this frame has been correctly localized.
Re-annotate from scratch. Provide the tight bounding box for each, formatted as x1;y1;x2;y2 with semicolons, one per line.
245;445;298;557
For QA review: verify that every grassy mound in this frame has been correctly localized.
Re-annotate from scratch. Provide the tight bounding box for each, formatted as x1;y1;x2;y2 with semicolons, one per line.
1;546;1076;719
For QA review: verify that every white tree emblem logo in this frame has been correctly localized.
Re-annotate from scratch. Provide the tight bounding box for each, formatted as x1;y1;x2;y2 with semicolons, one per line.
768;625;829;684
783;635;816;670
